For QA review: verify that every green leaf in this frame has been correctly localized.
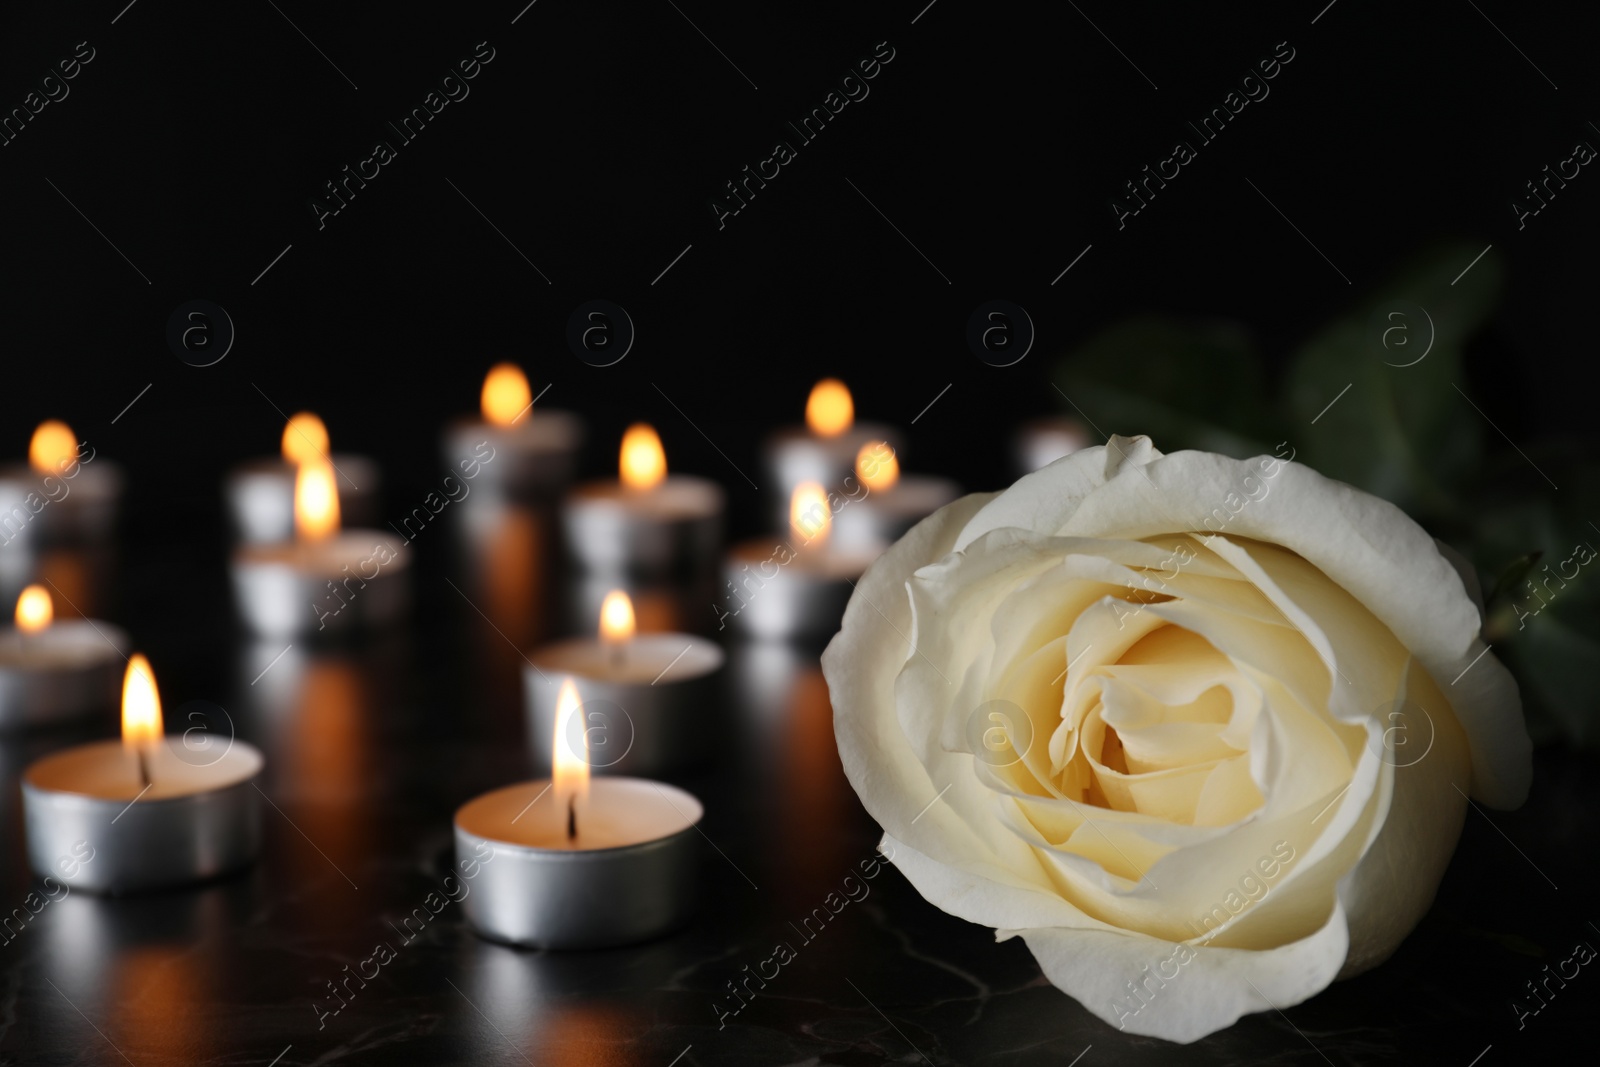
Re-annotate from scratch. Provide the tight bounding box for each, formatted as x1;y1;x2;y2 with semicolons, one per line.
1053;319;1274;458
1286;243;1505;518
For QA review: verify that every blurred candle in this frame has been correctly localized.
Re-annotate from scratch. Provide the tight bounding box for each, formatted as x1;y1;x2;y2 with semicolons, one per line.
230;459;410;636
441;362;584;499
561;423;723;574
0;584;126;730
223;413;381;544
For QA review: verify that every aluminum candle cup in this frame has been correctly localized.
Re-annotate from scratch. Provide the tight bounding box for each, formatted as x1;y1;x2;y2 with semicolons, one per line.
0;461;122;546
763;423;900;529
21;737;264;894
0;620;127;731
441;414;584;499
230;533;410;637
224;455;380;544
454;777;701;949
525;634;724;775
719;539;877;640
561;476;724;574
1012;416;1091;476
831;475;960;553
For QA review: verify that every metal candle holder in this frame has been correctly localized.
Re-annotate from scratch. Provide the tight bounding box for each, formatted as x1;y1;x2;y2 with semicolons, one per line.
524;633;724;775
0;620;127;731
22;737;264;894
230;532;411;637
224;455;381;544
441;413;585;499
560;476;724;574
455;777;701;949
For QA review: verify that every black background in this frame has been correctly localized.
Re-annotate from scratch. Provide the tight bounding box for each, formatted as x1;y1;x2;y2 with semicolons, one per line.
1;1;1597;1063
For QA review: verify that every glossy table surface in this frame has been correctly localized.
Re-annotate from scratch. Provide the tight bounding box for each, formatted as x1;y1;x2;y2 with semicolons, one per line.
0;503;1594;1066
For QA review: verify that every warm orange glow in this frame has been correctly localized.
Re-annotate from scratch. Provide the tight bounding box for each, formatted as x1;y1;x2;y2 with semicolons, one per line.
805;379;854;437
481;363;532;427
790;481;831;545
294;460;341;542
15;585;52;633
599;590;636;644
856;441;899;491
28;420;77;475
551;677;590;811
618;424;667;491
121;654;164;749
281;412;330;465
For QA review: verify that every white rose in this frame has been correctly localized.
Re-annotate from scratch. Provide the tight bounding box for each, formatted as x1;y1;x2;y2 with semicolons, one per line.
823;436;1529;1042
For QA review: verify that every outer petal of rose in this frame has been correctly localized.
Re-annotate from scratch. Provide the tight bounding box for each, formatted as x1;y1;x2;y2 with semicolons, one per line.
955;437;1529;808
825;492;1070;913
1011;905;1350;1043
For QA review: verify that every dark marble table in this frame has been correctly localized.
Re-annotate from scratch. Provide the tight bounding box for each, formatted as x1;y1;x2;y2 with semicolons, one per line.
0;504;1594;1066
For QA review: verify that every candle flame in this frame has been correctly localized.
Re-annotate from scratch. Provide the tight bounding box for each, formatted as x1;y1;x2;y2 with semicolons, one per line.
599;590;636;644
856;441;899;491
28;420;77;475
790;481;831;546
15;585;52;633
281;412;330;465
481;363;532;427
618;423;667;491
121;653;164;749
805;379;854;437
551;677;590;813
294;459;341;542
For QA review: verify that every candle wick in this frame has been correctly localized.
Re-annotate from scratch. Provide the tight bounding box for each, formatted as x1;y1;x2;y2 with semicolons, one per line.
566;795;577;841
136;747;151;790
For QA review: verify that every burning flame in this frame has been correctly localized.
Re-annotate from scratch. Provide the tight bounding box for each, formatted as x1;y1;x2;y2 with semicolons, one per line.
29;420;77;475
281;412;330;465
295;459;341;542
122;653;164;750
599;590;636;644
619;424;666;491
805;379;854;437
481;363;532;427
15;585;52;633
551;677;589;821
790;481;831;545
856;441;899;491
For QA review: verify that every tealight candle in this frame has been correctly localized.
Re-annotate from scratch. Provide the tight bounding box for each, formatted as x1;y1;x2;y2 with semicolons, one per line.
561;424;724;574
0;585;126;731
441;362;584;498
224;412;380;544
0;420;122;547
230;459;410;636
830;441;960;553
526;590;723;774
1013;416;1091;476
763;379;900;529
456;678;702;949
21;655;263;894
720;483;878;640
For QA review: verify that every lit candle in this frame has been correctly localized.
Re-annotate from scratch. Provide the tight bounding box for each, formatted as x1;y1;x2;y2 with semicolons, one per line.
456;676;703;948
718;482;880;639
526;589;724;774
829;440;960;552
441;363;584;498
230;458;410;636
1012;416;1091;476
21;654;264;893
561;423;724;573
224;412;380;543
0;585;127;730
762;379;900;530
0;420;121;547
